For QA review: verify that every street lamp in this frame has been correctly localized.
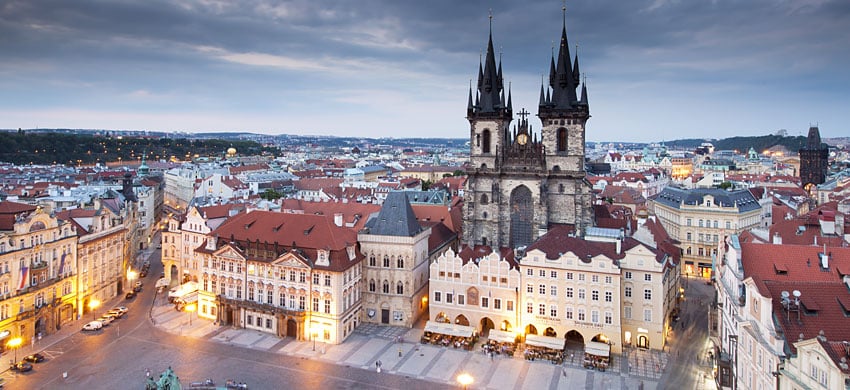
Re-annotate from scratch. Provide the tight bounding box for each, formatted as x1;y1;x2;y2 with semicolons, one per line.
128;270;138;292
185;303;196;326
89;299;101;321
6;337;22;362
457;372;474;390
311;327;318;351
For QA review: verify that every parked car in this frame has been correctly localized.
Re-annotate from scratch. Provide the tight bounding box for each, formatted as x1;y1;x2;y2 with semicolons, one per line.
106;309;124;318
10;361;33;372
82;321;103;331
97;315;115;326
125;291;136;300
114;306;129;315
23;353;45;363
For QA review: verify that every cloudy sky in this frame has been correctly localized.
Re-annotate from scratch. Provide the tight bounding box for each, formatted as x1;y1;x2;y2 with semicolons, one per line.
1;0;848;142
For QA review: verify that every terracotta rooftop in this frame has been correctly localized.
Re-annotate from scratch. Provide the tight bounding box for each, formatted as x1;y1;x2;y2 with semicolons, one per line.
740;241;850;359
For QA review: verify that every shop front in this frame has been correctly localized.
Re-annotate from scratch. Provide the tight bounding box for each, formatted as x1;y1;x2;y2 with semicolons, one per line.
420;321;478;350
524;334;566;364
584;341;611;371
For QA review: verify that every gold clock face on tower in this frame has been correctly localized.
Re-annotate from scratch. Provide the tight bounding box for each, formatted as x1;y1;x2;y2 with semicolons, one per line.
517;133;529;145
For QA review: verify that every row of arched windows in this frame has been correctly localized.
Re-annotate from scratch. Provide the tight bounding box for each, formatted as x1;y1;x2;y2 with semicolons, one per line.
368;254;406;269
368;279;405;295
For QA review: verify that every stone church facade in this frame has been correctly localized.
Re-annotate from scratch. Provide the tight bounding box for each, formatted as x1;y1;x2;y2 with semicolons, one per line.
462;18;593;250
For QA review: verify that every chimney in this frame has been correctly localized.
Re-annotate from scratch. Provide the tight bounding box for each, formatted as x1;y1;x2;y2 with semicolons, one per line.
334;213;343;227
616;238;622;254
772;232;782;245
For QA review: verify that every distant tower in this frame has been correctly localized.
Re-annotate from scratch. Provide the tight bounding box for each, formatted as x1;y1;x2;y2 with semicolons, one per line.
798;126;829;193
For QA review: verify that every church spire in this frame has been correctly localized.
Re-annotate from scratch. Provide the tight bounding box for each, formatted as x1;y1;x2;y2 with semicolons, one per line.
469;10;510;117
572;43;581;86
547;4;578;109
579;75;588;106
467;80;474;113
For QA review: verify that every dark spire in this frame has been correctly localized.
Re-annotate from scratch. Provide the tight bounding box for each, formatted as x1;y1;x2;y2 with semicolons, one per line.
572;43;581;86
507;82;513;111
806;126;823;149
538;77;546;107
469;10;510;118
547;5;578;109
579;76;589;106
467;81;474;112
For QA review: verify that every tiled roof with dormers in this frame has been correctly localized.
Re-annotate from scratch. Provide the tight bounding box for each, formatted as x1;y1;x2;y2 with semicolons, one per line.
527;225;637;262
207;210;362;272
740;241;850;357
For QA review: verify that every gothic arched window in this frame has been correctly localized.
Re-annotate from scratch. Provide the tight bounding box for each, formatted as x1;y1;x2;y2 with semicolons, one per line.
480;194;489;204
509;185;534;248
557;128;567;152
382;280;390;294
369;279;376;292
482;129;491;154
396;282;404;295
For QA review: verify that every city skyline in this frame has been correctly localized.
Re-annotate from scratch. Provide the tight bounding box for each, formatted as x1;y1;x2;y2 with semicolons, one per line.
1;0;848;142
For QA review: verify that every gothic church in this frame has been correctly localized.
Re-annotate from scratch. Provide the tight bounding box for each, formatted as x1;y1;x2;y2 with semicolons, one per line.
463;12;593;250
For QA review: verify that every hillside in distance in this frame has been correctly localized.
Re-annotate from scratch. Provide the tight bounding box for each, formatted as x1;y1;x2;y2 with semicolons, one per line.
665;134;811;153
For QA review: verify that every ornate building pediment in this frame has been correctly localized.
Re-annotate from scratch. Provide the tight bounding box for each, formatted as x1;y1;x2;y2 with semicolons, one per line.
271;252;310;269
214;244;246;261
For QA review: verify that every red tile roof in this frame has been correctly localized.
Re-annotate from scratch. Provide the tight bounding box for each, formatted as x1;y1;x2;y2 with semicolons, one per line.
207;210;361;272
741;242;850;358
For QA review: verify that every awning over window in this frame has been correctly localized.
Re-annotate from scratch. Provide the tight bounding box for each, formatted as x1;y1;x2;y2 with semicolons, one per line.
585;341;611;357
525;334;565;350
488;329;516;343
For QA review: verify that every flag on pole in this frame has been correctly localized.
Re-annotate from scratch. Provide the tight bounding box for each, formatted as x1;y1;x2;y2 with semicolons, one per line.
18;266;28;290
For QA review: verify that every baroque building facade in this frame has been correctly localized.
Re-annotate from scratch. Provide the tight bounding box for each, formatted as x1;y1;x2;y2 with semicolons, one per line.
0;203;77;351
191;210;363;344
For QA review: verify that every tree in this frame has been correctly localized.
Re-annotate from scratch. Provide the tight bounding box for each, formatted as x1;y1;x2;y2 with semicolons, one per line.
452;169;466;177
718;181;732;190
260;189;283;201
422;180;433;191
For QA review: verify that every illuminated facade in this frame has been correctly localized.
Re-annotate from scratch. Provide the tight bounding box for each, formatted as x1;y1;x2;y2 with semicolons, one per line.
0;204;77;350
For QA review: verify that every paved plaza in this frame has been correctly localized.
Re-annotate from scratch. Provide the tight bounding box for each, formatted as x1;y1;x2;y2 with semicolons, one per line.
151;300;664;390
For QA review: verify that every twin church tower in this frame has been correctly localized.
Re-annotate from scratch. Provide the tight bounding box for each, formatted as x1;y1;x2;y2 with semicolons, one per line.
463;9;593;250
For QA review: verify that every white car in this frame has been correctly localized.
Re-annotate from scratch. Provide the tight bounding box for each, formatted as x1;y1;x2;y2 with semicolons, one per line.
97;315;115;326
82;321;103;331
106;309;123;318
112;306;129;315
